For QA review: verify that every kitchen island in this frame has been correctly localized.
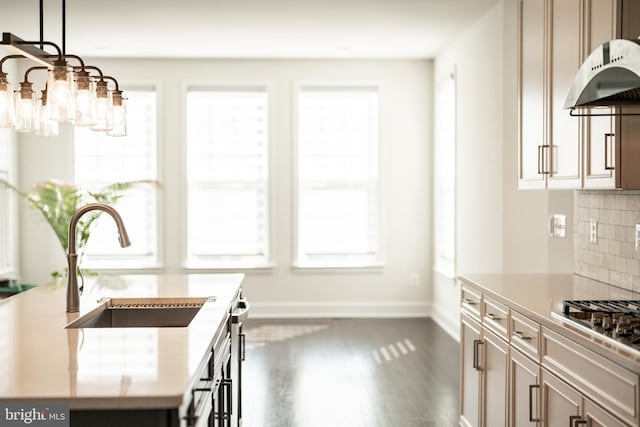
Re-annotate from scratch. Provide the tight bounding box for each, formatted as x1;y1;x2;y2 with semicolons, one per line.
0;273;245;427
459;273;640;427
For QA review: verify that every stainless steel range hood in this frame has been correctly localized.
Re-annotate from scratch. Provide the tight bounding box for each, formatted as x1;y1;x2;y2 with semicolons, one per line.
564;39;640;110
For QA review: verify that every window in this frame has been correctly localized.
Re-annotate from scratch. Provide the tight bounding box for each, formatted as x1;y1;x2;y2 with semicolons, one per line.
0;129;16;275
185;88;270;267
74;89;159;268
295;86;380;268
433;73;456;277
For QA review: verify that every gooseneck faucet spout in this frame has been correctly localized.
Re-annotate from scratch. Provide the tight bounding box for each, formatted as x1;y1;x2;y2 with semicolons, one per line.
66;203;131;313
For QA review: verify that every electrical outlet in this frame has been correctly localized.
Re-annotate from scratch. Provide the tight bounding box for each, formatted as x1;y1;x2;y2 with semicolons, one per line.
552;214;566;238
636;224;640;251
590;220;598;243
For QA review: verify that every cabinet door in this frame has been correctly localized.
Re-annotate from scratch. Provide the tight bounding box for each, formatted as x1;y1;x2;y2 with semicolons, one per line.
510;348;541;426
547;0;582;189
584;397;628;427
518;0;547;189
541;368;581;427
482;328;508;427
618;0;640;189
583;0;618;188
460;313;482;427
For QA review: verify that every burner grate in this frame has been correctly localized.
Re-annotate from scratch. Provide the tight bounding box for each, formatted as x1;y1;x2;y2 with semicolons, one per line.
562;300;640;316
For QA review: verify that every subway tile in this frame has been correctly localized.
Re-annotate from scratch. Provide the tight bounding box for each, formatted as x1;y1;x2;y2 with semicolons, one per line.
622;211;635;227
628;259;640;276
598;268;610;283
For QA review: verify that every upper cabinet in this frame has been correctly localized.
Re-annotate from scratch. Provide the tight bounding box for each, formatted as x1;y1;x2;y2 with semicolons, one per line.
518;0;640;190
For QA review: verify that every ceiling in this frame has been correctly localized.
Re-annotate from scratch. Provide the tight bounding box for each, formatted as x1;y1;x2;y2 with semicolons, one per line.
1;0;499;59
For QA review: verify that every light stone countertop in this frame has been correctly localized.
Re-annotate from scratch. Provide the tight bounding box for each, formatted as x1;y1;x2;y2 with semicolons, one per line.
458;273;640;373
0;273;244;409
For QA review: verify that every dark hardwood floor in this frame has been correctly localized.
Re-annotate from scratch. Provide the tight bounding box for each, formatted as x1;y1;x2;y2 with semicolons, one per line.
241;318;459;427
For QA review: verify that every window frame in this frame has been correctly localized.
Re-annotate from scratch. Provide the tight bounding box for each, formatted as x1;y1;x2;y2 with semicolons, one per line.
292;81;384;270
182;82;275;271
433;71;457;278
71;84;163;272
0;129;18;277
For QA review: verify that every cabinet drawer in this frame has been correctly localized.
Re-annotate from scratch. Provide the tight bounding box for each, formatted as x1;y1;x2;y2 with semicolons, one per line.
542;327;640;426
510;310;540;361
482;295;509;341
461;283;482;321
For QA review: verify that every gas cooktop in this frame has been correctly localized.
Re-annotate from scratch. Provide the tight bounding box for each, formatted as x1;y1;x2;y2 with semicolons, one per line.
553;300;640;355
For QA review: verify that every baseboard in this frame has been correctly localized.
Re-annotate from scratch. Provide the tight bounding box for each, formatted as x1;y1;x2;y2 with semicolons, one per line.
248;301;432;319
431;305;460;342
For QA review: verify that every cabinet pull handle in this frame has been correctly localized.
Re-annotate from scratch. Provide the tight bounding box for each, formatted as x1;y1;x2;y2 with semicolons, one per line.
569;415;587;426
462;297;477;305
537;145;543;174
538;145;550;175
472;339;483;371
485;313;500;320
514;331;531;341
240;333;246;361
528;384;540;422
604;133;615;170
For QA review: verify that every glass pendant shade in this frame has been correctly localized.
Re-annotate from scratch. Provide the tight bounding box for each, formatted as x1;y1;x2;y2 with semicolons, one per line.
48;61;75;122
107;90;126;137
74;70;96;126
14;82;37;132
0;73;14;128
37;89;58;137
91;80;111;131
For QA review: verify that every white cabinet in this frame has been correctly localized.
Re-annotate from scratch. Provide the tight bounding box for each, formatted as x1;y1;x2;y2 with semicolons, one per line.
518;0;640;189
584;397;629;427
518;0;546;189
482;328;509;427
541;368;582;426
459;279;639;427
541;368;631;426
460;313;509;427
510;341;541;426
460;312;482;427
546;0;582;189
583;0;618;188
518;0;582;189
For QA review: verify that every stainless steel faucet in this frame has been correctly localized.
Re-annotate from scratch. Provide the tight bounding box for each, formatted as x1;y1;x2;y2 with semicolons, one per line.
66;203;131;313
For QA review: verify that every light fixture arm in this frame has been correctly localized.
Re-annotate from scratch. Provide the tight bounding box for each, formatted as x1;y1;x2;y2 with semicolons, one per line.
24;66;48;83
102;76;121;92
63;54;86;70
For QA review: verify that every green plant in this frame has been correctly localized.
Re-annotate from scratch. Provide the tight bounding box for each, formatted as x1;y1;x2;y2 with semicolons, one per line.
0;178;157;277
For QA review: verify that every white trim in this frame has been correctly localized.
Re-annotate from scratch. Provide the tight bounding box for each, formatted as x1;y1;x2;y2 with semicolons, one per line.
181;81;276;270
431;304;460;342
291;81;384;268
248;301;431;319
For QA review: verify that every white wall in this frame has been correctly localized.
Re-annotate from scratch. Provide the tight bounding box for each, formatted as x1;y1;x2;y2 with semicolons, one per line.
17;59;434;317
432;0;574;339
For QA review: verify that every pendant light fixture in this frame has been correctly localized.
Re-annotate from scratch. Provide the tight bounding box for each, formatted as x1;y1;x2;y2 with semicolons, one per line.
0;0;126;136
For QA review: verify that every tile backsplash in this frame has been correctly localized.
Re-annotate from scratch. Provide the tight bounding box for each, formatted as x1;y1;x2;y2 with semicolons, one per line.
575;191;640;292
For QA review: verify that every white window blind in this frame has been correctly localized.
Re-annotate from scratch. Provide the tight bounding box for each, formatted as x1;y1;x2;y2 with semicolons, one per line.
433;73;456;277
295;86;380;268
0;129;15;275
74;89;158;268
186;88;269;267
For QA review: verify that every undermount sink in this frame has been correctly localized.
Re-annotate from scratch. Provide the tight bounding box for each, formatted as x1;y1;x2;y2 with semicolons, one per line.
65;297;212;329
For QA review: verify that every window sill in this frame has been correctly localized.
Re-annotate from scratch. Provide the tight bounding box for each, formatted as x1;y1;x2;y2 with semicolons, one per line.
183;261;276;273
291;263;385;274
